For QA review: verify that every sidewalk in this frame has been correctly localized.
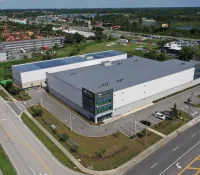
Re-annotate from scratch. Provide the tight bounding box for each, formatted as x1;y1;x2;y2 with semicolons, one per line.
147;127;166;138
23;110;200;175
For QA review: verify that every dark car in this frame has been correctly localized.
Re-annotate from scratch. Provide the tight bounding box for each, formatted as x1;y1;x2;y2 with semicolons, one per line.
140;120;152;126
184;101;191;105
161;110;172;117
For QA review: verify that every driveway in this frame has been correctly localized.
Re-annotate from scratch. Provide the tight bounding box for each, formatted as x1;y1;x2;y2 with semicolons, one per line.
22;86;200;137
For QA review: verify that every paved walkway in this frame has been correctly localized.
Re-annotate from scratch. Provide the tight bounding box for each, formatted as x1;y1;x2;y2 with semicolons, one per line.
147;127;166;138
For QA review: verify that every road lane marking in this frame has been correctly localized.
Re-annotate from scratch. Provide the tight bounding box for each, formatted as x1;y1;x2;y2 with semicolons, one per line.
151;163;157;168
159;141;200;175
178;154;200;175
1;119;7;121
176;163;182;169
188;167;200;170
0;140;21;175
191;133;196;138
0;121;53;175
30;166;36;175
173;147;179;151
192;112;198;116
24;157;27;162
19;150;22;155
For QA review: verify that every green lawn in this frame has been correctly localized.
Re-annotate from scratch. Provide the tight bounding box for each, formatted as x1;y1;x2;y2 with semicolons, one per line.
79;42;158;56
151;111;192;135
28;105;162;170
0;90;12;101
21;113;79;172
0;145;16;175
171;21;200;27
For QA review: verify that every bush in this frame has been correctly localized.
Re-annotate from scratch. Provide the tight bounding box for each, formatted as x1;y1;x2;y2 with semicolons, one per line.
5;81;13;90
9;87;20;95
59;133;69;142
31;108;43;117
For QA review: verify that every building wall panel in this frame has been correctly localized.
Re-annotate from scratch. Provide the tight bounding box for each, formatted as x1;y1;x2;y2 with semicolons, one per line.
113;68;194;109
47;73;82;107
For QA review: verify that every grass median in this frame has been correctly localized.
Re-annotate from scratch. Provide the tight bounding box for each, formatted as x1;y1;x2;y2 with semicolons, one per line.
0;90;12;101
28;105;162;171
0;145;16;175
21;112;81;172
151;111;192;135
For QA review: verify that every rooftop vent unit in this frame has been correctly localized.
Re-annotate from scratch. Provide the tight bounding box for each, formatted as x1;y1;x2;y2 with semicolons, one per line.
86;56;93;60
99;82;109;88
70;72;77;76
116;78;124;83
102;61;112;66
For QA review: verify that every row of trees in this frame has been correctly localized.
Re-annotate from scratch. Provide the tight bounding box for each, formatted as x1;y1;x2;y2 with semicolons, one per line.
144;51;170;61
179;46;200;61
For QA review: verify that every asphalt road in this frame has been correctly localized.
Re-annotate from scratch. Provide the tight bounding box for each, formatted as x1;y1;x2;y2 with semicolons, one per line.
124;121;200;175
104;29;200;42
0;97;83;175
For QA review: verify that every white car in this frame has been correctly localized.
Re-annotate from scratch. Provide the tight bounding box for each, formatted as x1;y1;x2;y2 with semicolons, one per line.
155;112;166;120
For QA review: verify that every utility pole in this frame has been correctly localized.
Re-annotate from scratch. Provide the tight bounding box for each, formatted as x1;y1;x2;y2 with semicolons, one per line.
145;127;147;147
187;92;193;121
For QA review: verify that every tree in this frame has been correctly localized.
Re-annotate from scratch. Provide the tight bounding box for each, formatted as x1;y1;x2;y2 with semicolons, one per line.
194;47;200;60
59;133;69;142
179;46;195;61
158;52;168;61
30;34;37;39
5;81;13;90
94;27;104;41
172;103;178;119
31;108;43;117
9;87;20;95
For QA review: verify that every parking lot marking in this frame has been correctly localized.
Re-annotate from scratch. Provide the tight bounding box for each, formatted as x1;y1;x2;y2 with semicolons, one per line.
192;112;198;116
151;163;157;169
173;146;179;151
191;133;196;138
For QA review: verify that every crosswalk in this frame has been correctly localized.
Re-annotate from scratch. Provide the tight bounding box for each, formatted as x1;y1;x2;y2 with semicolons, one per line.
15;102;26;111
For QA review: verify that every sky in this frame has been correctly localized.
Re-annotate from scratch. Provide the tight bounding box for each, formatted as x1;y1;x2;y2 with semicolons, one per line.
0;0;200;9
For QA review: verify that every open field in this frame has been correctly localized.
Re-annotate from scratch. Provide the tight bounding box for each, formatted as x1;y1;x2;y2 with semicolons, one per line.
151;111;192;135
0;145;16;175
79;41;158;56
20;113;80;172
28;105;162;170
171;21;200;27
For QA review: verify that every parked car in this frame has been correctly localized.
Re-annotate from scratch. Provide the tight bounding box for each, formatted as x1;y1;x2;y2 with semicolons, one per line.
155;112;166;120
161;110;172;117
184;101;191;105
140;120;152;126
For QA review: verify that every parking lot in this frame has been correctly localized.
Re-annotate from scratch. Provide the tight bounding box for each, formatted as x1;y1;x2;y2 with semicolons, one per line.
7;85;200;137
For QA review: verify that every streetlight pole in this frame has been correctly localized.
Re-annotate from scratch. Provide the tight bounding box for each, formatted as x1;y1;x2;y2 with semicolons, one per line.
187;92;193;121
70;112;72;132
145;126;147;147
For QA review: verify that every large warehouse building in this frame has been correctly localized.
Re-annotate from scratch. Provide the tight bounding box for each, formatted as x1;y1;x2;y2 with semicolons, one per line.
47;57;200;123
12;50;127;88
